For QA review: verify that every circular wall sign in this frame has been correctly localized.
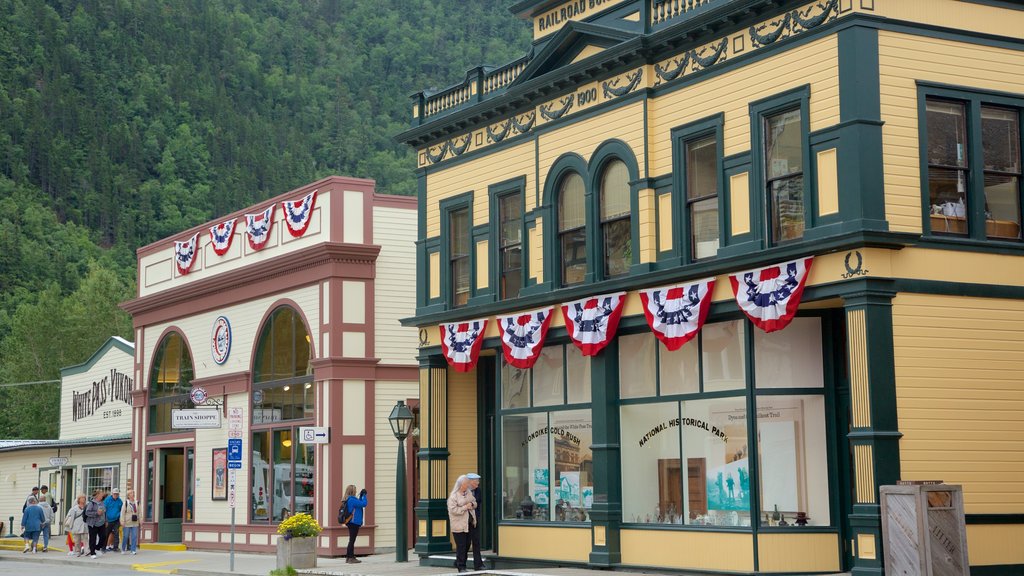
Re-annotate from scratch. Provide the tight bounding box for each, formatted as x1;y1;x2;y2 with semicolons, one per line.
190;386;209;406
212;316;232;365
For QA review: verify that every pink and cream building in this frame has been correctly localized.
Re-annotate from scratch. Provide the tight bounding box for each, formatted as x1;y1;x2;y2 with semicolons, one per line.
121;176;418;556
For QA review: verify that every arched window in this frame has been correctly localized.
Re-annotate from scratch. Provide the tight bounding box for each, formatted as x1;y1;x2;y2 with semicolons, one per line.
148;331;194;434
558;172;587;286
599;159;631;278
251;306;316;524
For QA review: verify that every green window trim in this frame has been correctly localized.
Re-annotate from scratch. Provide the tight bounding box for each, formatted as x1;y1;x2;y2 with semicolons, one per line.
589;140;641;280
439;192;475;309
542;153;591;289
750;85;812;248
917;82;1024;243
670;113;725;265
489;176;527;302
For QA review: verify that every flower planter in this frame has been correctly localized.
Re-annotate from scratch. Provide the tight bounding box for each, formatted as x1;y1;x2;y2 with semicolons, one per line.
276;535;317;570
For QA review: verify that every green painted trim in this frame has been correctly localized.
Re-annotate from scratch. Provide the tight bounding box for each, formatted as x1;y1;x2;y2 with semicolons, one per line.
588;139;642;279
670;112;725;265
60;336;134;377
969;566;1024;576
417;173;429;309
965;514;1024;524
542;152;592;289
587;337;622;567
439;191;475;309
489;176;528;303
959;0;1024;9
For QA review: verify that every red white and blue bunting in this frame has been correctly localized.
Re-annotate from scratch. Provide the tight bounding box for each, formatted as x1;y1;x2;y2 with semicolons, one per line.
561;292;627;357
245;204;276;251
729;257;813;333
639;278;716;351
174;232;200;276
498;308;554;369
209;218;237;256
282;190;317;238
440;319;489;372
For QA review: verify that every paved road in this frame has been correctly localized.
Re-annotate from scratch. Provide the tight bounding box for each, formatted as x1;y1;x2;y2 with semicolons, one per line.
0;559;138;575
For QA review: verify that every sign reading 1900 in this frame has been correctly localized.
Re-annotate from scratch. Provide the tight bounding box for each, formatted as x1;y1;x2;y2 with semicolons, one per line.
536;0;623;33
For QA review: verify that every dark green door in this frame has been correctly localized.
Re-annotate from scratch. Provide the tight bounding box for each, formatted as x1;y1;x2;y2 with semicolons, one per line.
157;448;184;543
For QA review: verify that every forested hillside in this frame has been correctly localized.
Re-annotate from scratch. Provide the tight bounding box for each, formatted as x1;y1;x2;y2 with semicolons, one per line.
0;0;531;437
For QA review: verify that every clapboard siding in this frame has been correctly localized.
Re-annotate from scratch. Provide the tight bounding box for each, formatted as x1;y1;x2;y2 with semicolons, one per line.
373;380;418;548
446;369;478;493
373;206;418;367
892;293;1024;513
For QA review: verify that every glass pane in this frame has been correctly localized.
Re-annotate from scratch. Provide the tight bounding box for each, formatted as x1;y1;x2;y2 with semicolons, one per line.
295;314;311;377
146;452;154;521
926;99;968;168
501;357;530;409
501;246;522;300
690;197;719;260
273;429;293;521
702;321;746;392
566;344;592;404
253;381;315;422
682;396;750;526
453;257;470;307
770;175;805;243
619;333;657;399
660;341;699;396
558;172;586;231
602;218;631;278
532;346;564;407
687;136;717;200
150;332;193;398
600;160;630;220
251;431;272;522
757;395;829;527
502;413;549;521
982;107;1020;173
450;209;470;257
551;409;593;522
561;228;587;286
295;443;316;516
620;402;682;524
765;110;802;178
500;193;522;247
754;317;824;389
185;448;195;522
928;167;968;234
985;174;1022;239
272;308;296;381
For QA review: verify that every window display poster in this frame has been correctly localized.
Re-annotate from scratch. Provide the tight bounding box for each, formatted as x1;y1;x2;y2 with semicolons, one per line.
560;471;580;505
212;448;227;501
532;468;549;505
582;486;594;508
706;423;750;513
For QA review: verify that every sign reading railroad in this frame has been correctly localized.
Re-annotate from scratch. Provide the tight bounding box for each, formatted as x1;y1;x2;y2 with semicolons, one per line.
71;368;134;422
535;0;627;35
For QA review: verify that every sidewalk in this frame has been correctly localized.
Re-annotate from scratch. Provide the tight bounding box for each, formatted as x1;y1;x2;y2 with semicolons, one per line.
0;547;668;576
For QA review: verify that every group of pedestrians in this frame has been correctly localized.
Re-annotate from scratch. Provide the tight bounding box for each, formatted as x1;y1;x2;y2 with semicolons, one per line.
19;485;140;557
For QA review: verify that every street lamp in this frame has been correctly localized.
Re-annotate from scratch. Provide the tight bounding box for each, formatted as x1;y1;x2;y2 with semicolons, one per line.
388;400;414;562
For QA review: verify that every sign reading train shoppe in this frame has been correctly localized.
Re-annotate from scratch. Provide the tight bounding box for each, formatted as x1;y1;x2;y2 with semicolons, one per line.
171;408;222;429
71;368;134;422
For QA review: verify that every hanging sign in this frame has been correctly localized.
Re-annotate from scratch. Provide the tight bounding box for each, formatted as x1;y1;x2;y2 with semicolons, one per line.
640;277;715;351
729;257;813;333
498;307;554;369
561;292;627;356
211;316;232;365
171;409;222;429
174;232;200;275
245;204;276;250
440;319;489;372
209;218;237;256
281;190;317;238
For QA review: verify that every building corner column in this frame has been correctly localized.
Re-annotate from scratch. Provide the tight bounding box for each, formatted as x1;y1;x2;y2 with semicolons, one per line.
844;285;901;576
414;353;452;557
588;339;621;567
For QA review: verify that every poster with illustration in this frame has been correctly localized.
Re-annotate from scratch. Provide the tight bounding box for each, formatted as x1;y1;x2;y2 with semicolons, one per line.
582;486;594;508
560;471;580;505
706;457;750;512
532;468;549;505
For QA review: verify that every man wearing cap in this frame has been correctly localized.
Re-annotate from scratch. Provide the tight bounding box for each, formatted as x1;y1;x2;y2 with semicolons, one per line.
466;473;485;571
103;488;124;551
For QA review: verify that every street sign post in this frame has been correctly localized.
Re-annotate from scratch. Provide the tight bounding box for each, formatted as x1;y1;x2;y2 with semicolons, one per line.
227;407;243;572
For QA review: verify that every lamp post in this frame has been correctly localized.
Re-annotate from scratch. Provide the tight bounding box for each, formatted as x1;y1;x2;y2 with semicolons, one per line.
388;400;414;563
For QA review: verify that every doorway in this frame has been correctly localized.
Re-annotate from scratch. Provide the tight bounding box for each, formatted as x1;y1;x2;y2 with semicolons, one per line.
157;448;185;542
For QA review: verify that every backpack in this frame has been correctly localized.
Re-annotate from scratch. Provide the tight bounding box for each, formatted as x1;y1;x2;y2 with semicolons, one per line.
337;498;353;525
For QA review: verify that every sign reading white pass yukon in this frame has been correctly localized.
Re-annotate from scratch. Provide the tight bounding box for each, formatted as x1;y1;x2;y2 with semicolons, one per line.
172;408;222;429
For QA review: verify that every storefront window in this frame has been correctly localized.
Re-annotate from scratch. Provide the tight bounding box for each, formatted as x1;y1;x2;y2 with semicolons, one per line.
701;320;745;392
146;451;154;520
500;343;592;523
756;395;829;526
251;427;315;524
148;332;195;434
84;465;118;496
252;306;315;423
186;447;195;522
619;333;656;399
754;317;823;389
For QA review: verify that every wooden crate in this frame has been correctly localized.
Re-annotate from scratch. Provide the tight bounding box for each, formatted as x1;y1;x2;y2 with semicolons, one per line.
879;484;969;576
929;215;1021;238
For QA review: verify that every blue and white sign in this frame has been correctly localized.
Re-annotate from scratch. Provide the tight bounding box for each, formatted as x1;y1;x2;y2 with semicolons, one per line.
228;438;243;462
211;316;232;365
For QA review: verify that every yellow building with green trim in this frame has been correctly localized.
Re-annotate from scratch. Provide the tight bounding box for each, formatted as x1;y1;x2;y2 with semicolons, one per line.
399;1;1024;574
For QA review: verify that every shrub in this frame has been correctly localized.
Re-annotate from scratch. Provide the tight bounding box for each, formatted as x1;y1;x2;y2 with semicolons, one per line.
276;513;322;539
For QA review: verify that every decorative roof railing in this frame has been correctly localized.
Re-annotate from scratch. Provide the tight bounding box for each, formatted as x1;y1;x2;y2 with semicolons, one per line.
415;56;532;124
651;0;720;26
483;57;530;95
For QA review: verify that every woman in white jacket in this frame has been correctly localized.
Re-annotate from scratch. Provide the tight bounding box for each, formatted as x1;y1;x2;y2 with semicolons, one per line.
446;475;480;573
63;494;88;557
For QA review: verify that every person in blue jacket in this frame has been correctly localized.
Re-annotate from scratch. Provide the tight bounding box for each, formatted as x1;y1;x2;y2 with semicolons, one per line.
341;484;368;564
103;488;124;551
20;496;46;553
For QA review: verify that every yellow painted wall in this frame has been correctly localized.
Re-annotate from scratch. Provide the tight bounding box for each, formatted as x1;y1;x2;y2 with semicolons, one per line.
878;30;1024;233
446;369;478;492
872;0;1024;40
498;525;591;562
966;524;1024;567
647;35;839;174
892;294;1024;514
425;140;534;237
620;529;754;572
757;532;841;573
